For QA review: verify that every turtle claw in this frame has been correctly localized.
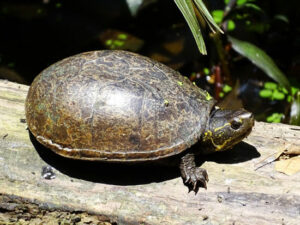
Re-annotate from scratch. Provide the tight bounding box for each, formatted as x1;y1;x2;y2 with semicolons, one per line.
184;177;191;184
182;167;209;194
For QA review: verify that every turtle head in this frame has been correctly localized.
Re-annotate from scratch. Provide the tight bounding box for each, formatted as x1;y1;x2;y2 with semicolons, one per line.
202;107;254;154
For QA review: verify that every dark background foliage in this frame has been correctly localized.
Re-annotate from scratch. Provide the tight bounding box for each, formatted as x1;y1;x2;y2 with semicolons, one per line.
0;0;299;123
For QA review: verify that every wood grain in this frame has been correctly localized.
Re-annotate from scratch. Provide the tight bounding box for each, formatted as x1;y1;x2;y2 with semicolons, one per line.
0;79;299;225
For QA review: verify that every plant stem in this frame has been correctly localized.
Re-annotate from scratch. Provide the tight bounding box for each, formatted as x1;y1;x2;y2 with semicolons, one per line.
210;32;231;85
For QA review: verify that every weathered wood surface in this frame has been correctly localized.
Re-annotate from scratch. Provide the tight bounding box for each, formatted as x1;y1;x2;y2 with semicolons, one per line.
0;79;299;225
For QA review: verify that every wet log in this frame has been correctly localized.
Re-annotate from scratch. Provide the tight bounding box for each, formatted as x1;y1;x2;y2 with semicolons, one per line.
0;79;299;225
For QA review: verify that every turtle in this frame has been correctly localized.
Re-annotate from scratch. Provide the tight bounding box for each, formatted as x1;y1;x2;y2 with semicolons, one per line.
25;50;254;193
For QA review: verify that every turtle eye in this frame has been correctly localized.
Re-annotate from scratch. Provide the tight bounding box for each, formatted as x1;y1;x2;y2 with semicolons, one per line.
231;120;242;130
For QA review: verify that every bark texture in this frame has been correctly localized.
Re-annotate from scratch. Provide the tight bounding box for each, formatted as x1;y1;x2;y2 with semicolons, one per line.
0;79;299;225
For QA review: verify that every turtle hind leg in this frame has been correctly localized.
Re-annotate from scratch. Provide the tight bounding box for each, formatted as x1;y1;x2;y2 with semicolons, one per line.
179;152;209;194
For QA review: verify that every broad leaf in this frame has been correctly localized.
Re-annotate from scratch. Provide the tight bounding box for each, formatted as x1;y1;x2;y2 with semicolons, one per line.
228;36;290;91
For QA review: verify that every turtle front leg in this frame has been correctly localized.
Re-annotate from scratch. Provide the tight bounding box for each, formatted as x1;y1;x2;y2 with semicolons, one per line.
179;153;208;193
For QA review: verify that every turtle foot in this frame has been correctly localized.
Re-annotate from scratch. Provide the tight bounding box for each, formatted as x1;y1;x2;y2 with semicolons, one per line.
179;153;209;194
182;167;208;194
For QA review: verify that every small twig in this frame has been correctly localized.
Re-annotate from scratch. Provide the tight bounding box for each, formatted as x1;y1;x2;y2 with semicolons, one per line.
254;152;278;171
223;0;237;19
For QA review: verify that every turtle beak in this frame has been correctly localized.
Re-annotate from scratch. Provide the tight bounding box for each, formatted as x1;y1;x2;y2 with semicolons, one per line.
240;111;255;128
240;111;253;119
235;110;255;139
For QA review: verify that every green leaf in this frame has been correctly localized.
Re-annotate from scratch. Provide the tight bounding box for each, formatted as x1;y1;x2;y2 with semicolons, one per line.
266;113;284;123
290;91;300;125
203;67;210;75
223;84;232;93
274;14;289;24
281;87;289;94
237;0;248;5
174;0;207;54
224;0;248;5
245;22;269;34
259;89;272;98
244;3;262;11
228;36;291;92
212;10;224;24
264;82;277;90
193;0;224;34
272;90;285;100
114;40;124;47
118;33;128;40
175;0;224;55
227;20;235;31
105;39;113;46
292;86;299;95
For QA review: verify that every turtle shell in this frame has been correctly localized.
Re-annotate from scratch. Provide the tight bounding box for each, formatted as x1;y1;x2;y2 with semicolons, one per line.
25;50;216;161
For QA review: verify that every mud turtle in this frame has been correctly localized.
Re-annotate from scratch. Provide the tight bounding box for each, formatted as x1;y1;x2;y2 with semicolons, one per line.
25;50;254;192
